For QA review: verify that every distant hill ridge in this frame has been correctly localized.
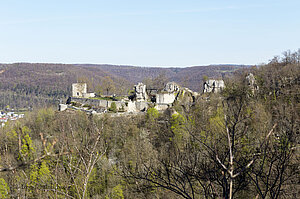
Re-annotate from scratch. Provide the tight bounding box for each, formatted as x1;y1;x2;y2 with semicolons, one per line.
0;63;250;109
75;63;250;89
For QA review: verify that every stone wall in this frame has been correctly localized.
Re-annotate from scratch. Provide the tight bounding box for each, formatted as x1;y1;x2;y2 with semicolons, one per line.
70;97;126;110
155;104;170;111
68;81;200;114
135;101;148;111
83;93;95;98
59;104;68;111
127;101;137;112
156;93;176;104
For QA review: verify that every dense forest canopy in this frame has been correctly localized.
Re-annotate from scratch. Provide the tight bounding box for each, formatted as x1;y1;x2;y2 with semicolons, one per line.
0;50;299;198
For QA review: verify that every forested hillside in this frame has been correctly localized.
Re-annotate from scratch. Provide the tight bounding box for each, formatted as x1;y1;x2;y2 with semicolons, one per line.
0;63;247;109
77;64;248;90
0;51;299;198
0;63;131;109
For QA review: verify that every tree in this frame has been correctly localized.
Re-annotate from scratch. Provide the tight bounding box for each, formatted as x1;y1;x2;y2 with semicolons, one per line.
146;107;159;121
154;73;168;90
0;178;9;199
102;76;115;95
95;84;103;96
0;109;108;198
121;69;298;199
142;73;169;90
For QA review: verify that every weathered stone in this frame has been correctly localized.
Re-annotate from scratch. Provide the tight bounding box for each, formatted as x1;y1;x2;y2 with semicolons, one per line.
164;82;180;93
153;82;180;105
156;93;176;104
67;81;200;114
58;104;67;111
135;101;148;111
127;101;137;112
72;83;87;97
203;80;225;93
72;83;95;98
155;104;169;111
70;97;126;110
246;73;259;94
134;82;148;101
83;93;95;98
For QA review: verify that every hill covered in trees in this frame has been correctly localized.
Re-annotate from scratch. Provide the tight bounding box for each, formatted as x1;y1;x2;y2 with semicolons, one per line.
76;64;248;90
0;50;299;198
0;63;247;109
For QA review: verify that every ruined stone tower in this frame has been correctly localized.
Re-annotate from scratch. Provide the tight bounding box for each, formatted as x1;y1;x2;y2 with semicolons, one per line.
72;83;87;97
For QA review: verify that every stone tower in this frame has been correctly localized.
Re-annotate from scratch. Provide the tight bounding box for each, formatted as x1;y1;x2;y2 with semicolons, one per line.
72;83;87;97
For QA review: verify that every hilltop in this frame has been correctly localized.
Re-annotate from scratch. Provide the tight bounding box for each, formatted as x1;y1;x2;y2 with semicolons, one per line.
0;50;299;198
0;63;249;109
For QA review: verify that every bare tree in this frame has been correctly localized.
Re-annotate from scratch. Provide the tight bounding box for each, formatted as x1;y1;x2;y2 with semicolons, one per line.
102;76;115;95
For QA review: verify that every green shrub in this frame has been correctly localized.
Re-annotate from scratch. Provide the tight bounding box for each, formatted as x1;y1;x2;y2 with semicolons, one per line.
0;178;9;199
83;104;92;109
109;102;117;113
146;107;159;121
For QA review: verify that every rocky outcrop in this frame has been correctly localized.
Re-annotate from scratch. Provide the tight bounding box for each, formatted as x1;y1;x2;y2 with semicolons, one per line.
155;82;180;104
63;81;199;114
246;73;259;94
203;80;225;93
134;83;148;102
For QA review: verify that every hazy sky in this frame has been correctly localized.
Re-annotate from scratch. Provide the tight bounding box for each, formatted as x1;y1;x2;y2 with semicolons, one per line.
0;0;299;67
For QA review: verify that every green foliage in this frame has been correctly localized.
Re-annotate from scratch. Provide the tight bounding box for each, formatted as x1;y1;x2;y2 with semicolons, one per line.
209;107;225;133
6;129;17;141
127;89;135;95
0;51;299;199
146;107;159;121
171;113;186;131
20;134;36;161
106;184;124;199
90;96;117;101
28;163;39;187
109;102;117;113
240;136;252;156
0;178;9;199
27;161;52;193
36;108;55;123
83;104;92;109
39;161;51;182
170;113;187;144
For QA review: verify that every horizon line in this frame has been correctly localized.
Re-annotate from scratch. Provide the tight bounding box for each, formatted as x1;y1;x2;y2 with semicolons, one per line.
0;62;256;68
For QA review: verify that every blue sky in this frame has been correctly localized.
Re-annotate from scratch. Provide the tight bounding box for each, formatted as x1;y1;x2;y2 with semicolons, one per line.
0;0;299;67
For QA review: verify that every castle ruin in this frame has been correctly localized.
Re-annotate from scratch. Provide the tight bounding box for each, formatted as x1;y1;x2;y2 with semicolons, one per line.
62;79;227;114
203;80;225;93
72;83;95;98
